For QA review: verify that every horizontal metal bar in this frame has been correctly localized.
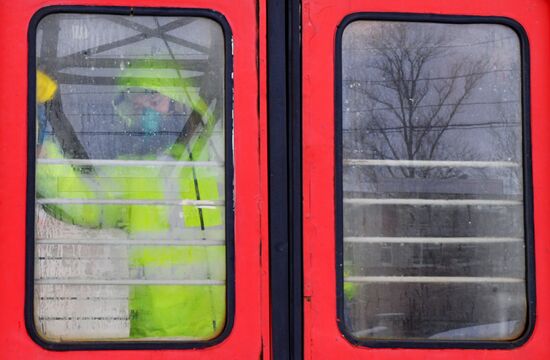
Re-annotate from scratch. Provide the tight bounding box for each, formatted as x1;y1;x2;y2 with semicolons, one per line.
343;159;520;168
46;57;208;71
344;198;522;206
38;316;129;321
37;198;224;206
39;297;128;300
37;239;225;246
344;237;523;244
37;158;224;167
345;276;524;284
36;279;225;286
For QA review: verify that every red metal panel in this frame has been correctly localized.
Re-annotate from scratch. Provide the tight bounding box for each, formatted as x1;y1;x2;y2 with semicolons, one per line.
0;0;268;358
302;0;550;358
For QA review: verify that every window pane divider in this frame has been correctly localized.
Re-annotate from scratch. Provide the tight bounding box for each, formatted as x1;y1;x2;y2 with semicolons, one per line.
344;236;522;244
344;276;524;284
343;159;520;168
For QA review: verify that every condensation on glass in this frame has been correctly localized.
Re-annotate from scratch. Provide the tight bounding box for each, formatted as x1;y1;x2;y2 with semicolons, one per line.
34;13;227;342
340;21;527;341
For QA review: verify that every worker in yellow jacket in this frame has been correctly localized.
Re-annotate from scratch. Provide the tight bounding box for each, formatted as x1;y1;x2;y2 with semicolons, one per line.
35;61;226;339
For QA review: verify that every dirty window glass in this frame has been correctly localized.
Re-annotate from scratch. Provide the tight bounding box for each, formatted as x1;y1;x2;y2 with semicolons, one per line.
34;13;228;342
339;21;527;341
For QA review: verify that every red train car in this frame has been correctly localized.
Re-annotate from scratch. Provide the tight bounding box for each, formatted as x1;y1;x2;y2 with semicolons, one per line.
0;0;548;359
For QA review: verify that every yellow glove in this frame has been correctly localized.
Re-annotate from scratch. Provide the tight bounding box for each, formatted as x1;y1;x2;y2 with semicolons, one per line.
37;70;57;103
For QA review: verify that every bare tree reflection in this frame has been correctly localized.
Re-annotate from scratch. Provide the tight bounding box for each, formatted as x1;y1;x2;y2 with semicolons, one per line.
345;23;489;180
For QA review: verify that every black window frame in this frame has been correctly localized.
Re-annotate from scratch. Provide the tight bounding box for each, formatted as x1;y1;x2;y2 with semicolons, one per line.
26;5;234;351
334;12;535;350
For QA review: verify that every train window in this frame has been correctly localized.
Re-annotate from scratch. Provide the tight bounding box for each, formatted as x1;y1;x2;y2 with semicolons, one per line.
338;20;529;342
31;11;231;344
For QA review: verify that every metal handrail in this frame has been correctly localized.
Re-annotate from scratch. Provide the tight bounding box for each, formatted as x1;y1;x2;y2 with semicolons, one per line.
36;239;225;246
344;276;524;284
37;158;224;167
36;279;225;286
344;198;521;206
37;198;224;206
343;159;519;168
344;236;522;244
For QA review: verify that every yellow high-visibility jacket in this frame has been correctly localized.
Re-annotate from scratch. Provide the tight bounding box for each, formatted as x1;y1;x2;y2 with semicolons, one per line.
36;139;226;339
